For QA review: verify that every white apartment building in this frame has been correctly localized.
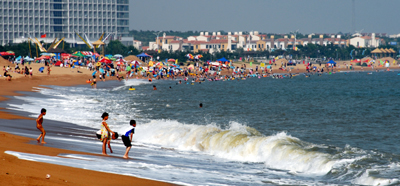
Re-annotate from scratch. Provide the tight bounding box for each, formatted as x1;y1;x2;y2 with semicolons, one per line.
349;33;381;48
0;0;130;46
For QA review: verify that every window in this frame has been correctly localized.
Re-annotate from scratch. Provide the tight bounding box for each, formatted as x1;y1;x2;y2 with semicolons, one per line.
53;19;62;24
53;11;62;17
54;4;62;9
54;26;63;32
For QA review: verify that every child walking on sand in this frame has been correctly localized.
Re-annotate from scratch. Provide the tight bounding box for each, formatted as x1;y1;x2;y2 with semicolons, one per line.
100;112;115;155
120;120;136;159
36;108;47;144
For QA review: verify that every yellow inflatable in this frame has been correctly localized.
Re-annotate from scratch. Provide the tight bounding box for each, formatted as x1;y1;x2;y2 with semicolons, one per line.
129;88;135;90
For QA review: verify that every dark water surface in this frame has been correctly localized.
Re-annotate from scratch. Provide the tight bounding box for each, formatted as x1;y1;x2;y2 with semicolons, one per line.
134;72;400;155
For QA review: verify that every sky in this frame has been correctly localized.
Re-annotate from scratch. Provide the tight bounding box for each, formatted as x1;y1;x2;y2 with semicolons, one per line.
129;0;400;35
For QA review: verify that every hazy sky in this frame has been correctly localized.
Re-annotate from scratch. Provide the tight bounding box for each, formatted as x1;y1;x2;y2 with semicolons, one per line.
129;0;399;35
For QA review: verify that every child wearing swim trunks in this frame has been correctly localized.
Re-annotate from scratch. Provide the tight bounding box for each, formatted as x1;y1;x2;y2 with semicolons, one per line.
119;120;136;159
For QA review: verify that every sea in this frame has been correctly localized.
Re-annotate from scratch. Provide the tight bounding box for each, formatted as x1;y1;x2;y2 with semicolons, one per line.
4;71;400;186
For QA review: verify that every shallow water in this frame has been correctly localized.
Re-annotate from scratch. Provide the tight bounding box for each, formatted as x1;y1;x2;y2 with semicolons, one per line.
7;71;400;185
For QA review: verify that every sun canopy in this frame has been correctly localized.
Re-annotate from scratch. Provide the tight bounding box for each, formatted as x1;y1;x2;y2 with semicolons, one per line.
216;57;229;62
327;60;336;64
137;53;151;57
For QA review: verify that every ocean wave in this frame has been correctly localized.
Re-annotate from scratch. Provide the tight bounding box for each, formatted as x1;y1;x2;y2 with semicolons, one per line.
135;120;339;175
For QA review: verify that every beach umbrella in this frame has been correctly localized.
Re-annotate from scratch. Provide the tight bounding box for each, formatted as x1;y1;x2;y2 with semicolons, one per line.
116;58;126;62
72;52;85;57
105;54;113;58
0;52;15;56
116;61;123;66
99;58;112;64
114;54;123;58
167;58;175;62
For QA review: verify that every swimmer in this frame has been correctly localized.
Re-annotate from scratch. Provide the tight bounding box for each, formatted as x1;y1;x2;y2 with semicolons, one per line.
153;85;157;90
199;103;203;108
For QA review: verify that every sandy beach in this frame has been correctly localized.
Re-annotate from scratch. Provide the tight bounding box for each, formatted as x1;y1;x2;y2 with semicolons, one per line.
1;55;399;185
0;57;173;186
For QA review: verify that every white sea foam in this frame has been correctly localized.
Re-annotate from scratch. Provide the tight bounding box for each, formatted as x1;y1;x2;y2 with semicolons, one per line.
353;170;399;186
135;120;338;175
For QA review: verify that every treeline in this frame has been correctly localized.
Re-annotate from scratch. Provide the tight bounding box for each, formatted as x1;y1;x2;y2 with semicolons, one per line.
2;38;398;62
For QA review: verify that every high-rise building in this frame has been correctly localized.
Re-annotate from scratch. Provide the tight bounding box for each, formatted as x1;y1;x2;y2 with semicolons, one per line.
0;0;131;46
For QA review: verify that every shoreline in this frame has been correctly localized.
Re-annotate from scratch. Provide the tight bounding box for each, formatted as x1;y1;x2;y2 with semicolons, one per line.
0;59;174;185
1;57;399;185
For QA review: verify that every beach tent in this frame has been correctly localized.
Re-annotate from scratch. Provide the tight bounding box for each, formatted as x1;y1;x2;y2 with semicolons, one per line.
137;53;151;57
216;57;229;62
327;60;336;64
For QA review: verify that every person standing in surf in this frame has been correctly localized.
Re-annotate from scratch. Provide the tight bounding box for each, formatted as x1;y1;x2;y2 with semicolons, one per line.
36;108;47;144
100;112;115;155
120;120;136;159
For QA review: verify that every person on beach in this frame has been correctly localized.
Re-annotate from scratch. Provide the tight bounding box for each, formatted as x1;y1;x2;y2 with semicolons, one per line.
4;70;12;81
36;108;47;144
100;112;115;155
24;66;29;77
120;120;136;159
47;65;51;75
96;129;118;154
